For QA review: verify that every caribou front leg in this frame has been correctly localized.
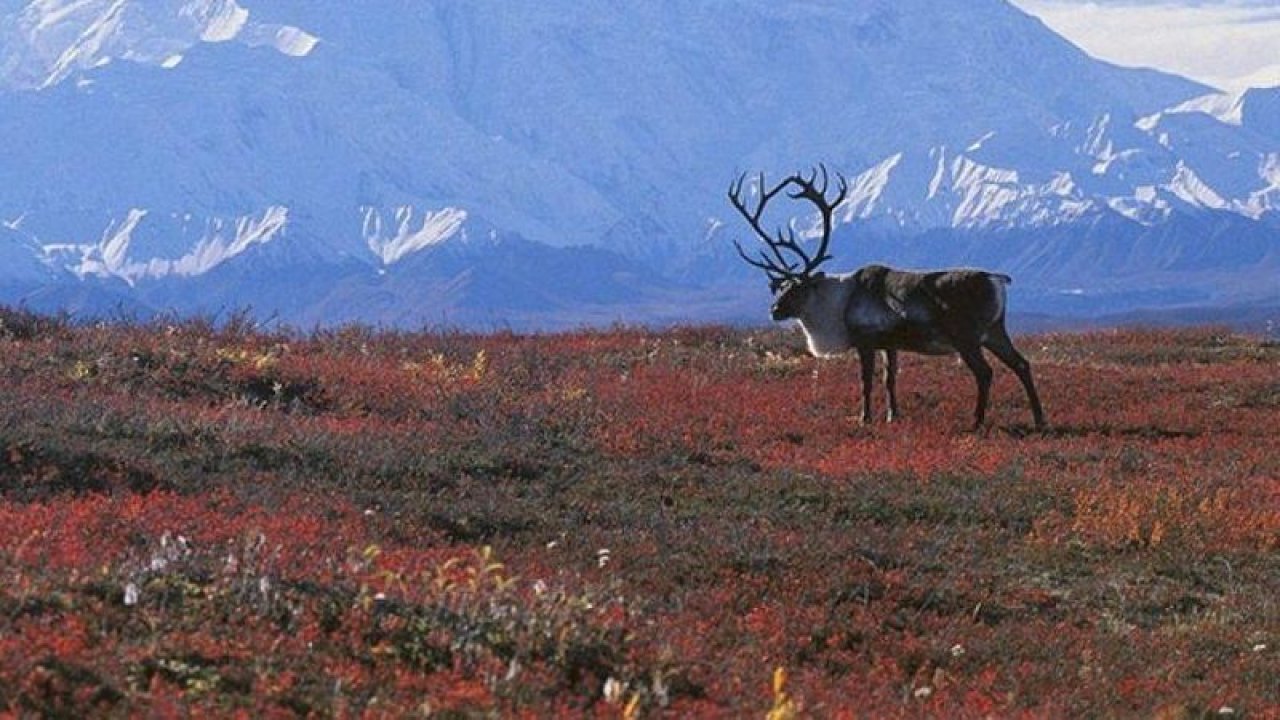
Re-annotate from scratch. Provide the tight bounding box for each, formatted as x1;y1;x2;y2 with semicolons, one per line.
856;346;877;424
883;349;900;422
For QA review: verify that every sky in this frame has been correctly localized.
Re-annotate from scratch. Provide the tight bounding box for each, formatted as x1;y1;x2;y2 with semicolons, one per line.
1009;0;1280;92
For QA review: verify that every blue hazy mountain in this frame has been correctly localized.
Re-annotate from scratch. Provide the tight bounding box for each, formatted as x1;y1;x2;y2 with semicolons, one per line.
1;0;1276;328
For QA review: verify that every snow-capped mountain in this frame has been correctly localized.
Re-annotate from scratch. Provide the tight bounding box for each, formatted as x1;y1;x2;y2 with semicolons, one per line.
0;0;317;91
1;0;1276;329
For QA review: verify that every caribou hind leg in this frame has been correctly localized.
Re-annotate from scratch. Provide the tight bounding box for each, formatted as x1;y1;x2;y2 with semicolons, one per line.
956;345;994;430
982;328;1047;430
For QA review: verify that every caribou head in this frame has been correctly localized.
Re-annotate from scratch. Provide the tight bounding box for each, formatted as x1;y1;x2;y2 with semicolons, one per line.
727;165;848;321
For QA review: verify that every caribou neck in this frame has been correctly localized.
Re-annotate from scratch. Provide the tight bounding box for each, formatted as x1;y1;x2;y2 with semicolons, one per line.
791;275;856;358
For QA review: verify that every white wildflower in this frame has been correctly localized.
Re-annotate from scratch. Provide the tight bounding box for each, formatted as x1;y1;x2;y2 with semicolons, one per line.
123;582;139;607
603;677;628;705
652;670;670;707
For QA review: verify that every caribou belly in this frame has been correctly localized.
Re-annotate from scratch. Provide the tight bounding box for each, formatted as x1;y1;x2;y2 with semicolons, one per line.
859;325;956;356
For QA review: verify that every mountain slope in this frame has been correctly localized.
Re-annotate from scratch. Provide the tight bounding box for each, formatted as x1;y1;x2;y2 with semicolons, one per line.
0;0;1276;328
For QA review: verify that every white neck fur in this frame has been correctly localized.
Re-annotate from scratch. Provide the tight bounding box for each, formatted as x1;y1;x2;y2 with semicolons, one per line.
794;279;854;358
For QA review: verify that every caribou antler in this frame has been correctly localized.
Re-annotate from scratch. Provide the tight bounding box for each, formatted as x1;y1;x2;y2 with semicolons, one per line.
785;164;849;275
727;172;799;289
727;164;849;290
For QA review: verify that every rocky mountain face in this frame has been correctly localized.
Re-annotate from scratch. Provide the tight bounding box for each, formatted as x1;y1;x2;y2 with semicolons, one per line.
1;0;1276;329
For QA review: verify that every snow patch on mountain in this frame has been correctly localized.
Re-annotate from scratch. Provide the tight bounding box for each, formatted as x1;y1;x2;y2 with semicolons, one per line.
1081;114;1116;158
1158;91;1246;128
966;132;996;154
1263;153;1280;188
191;0;248;42
363;206;469;266
1107;185;1171;225
48;205;291;284
950;158;1020;225
816;144;1105;235
172;205;291;277
841;153;903;221
1132;88;1280;145
0;0;315;91
1243;152;1280;217
243;24;317;57
1166;162;1229;210
914;149;1094;228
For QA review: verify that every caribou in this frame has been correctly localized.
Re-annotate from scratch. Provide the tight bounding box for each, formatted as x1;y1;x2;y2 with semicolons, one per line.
728;166;1046;430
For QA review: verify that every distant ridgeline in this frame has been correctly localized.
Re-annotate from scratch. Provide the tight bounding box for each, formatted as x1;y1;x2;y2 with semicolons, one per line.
1;0;1277;329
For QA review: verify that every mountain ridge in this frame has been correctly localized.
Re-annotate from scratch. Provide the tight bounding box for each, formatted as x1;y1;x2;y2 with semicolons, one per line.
1;0;1276;329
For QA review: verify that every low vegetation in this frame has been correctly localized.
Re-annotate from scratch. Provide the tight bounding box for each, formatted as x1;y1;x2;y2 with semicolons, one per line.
1;306;1277;716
